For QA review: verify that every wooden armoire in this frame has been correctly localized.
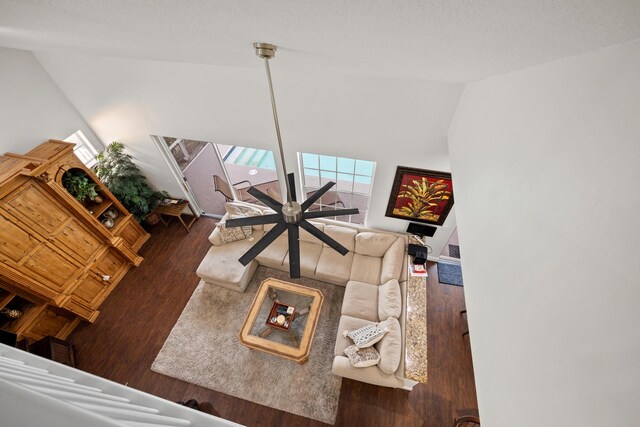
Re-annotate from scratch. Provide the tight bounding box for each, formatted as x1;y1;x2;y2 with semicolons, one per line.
0;140;149;341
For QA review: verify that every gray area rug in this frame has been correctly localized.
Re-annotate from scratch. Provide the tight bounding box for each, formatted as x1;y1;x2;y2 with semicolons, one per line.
151;266;344;424
437;261;464;286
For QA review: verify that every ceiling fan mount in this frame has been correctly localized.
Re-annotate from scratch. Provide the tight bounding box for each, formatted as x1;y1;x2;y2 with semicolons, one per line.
225;42;359;278
253;42;277;59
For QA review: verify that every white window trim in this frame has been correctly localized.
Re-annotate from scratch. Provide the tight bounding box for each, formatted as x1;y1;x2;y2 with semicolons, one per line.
64;130;99;168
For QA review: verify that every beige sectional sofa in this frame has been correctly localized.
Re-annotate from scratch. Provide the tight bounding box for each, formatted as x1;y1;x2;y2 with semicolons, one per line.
196;204;409;388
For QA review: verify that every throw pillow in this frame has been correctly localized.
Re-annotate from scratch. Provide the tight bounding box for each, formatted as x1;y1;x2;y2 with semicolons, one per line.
343;322;389;349
344;344;381;368
217;222;247;244
225;202;262;234
378;279;402;319
375;317;402;375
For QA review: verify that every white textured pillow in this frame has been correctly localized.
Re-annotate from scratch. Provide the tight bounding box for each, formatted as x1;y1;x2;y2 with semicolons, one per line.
225;202;261;233
217;222;247;244
344;344;381;368
343;322;389;349
378;279;402;319
375;317;402;375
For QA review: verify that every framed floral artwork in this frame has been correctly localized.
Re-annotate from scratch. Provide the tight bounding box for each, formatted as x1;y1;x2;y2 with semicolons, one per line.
385;166;454;226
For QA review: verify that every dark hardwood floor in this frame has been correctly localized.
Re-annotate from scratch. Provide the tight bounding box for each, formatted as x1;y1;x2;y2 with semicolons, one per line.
69;217;478;426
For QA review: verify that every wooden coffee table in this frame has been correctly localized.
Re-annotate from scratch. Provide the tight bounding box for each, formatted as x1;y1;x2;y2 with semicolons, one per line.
239;278;323;364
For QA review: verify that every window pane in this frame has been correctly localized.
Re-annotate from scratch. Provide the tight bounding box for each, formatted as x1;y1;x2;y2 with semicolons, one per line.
299;151;375;225
337;157;355;174
337;172;353;192
302;153;319;169
320;170;336;186
319;155;336;171
304;168;320;188
355;159;374;177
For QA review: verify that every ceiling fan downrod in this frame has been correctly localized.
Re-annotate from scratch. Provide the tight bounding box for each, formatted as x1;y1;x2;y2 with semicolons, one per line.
253;42;300;223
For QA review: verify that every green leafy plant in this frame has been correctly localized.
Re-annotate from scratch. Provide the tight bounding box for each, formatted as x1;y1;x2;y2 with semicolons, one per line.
62;169;99;203
94;142;168;222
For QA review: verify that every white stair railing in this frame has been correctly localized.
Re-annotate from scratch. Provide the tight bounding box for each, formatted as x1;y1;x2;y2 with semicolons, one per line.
0;343;243;427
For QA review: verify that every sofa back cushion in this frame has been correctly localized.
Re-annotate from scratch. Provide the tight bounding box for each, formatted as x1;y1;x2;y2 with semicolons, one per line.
378;279;402;319
380;238;405;283
323;226;357;252
375;317;402;375
299;221;325;243
355;232;397;257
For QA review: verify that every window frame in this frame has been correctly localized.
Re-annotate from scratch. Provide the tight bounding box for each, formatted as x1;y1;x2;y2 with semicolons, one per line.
299;152;375;224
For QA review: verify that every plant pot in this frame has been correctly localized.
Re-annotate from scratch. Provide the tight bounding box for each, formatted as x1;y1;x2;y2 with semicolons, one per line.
93;195;104;204
145;212;160;225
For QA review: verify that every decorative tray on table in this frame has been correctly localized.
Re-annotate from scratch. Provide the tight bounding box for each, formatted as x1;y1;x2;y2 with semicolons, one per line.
266;302;296;330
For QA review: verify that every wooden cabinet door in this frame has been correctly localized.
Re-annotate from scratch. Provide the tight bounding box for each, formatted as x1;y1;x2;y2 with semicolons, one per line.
23;243;83;294
65;249;128;320
0;209;41;267
3;181;71;237
95;249;128;281
65;270;107;320
51;218;104;264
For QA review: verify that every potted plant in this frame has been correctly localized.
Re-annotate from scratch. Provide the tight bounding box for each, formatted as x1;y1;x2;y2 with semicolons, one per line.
62;169;102;203
94;142;168;223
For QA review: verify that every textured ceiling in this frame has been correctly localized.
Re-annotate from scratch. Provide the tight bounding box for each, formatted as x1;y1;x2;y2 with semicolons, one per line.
1;0;639;82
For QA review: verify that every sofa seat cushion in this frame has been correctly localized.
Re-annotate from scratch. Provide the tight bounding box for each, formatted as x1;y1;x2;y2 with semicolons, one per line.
350;254;382;285
315;248;354;285
283;241;323;277
196;231;264;291
332;356;403;388
255;235;288;269
342;280;379;322
355;232;397;257
378;279;402;319
334;315;372;356
376;317;402;375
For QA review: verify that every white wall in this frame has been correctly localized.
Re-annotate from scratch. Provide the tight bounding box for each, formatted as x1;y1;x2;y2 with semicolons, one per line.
34;51;463;253
448;39;640;426
0;47;102;155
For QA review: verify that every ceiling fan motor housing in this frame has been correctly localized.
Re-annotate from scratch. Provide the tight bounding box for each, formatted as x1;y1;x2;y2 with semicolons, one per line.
282;202;303;223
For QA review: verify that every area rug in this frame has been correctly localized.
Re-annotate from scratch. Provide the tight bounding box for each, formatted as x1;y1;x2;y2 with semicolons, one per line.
448;244;461;259
437;261;464;286
151;266;344;424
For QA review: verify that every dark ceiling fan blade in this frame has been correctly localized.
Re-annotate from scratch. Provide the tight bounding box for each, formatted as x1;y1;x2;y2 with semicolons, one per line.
246;186;283;212
302;208;359;220
238;221;287;265
300;181;336;211
225;213;282;228
287;173;297;202
287;224;300;278
298;220;349;256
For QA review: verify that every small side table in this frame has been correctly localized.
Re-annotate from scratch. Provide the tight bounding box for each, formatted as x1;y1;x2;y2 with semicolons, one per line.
155;200;198;232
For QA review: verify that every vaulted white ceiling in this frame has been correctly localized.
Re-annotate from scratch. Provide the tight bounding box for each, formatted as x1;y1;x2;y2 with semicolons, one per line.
1;0;639;82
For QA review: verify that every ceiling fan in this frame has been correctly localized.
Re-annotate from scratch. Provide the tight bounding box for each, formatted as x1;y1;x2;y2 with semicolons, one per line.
225;43;358;278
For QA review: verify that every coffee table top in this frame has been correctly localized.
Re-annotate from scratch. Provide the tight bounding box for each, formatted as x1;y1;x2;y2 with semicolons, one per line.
240;278;323;364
